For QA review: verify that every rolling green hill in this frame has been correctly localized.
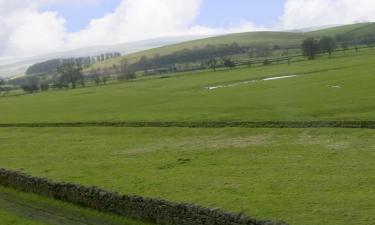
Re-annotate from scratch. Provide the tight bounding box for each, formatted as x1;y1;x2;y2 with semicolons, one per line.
307;22;375;37
93;23;375;69
92;31;306;68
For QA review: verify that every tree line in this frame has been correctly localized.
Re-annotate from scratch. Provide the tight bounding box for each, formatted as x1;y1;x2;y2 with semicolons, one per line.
129;43;283;72
26;52;121;75
302;33;375;60
17;58;137;93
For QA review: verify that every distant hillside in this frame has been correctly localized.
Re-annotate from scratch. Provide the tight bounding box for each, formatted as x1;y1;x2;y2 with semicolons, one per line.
307;22;375;37
0;35;206;78
92;32;307;68
93;23;375;69
4;23;375;78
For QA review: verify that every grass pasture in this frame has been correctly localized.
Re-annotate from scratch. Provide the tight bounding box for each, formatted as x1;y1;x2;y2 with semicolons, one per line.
1;42;375;225
1;49;375;123
0;127;374;225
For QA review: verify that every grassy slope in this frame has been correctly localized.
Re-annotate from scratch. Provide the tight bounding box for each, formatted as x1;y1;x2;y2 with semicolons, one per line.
0;187;148;225
1;49;375;123
92;31;307;68
0;127;374;225
92;23;375;69
307;22;375;37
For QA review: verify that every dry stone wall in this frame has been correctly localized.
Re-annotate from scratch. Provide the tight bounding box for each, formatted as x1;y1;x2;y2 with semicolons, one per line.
0;168;288;225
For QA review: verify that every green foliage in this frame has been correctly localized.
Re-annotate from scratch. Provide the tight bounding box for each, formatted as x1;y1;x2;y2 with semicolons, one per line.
40;83;49;92
263;59;272;66
26;59;62;75
206;58;218;71
20;76;40;93
223;58;236;69
302;38;320;60
116;59;136;81
341;42;349;51
319;36;337;55
57;62;84;89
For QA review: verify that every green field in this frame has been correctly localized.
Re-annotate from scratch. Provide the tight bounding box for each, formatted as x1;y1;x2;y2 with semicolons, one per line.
1;49;375;123
0;127;374;225
1;27;375;225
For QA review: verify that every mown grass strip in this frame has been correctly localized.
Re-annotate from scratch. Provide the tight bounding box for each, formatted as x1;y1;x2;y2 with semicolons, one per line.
1;121;375;129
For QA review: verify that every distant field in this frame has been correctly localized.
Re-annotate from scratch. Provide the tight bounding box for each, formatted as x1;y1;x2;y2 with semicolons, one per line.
0;127;374;225
307;22;375;37
92;23;375;68
92;31;306;68
1;49;375;123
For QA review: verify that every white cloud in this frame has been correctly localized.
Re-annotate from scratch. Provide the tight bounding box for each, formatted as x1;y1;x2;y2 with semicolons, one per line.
3;10;66;57
67;0;203;48
0;0;266;58
189;21;266;36
280;0;375;29
2;0;375;59
0;0;68;57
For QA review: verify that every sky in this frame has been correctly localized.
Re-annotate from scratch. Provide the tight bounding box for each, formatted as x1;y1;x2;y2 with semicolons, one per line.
0;0;375;58
42;0;285;33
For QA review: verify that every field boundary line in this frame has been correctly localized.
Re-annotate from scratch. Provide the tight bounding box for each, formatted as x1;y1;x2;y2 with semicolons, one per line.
1;121;375;129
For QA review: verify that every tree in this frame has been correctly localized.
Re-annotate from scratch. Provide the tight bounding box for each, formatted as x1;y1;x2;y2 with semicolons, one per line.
57;62;84;89
0;86;11;95
223;58;236;70
341;42;349;53
263;59;272;66
21;76;40;93
302;38;320;60
207;58;218;71
362;36;375;50
117;59;136;81
94;75;101;86
91;68;101;86
0;79;6;95
102;76;108;85
139;55;149;69
40;83;49;91
319;36;337;56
